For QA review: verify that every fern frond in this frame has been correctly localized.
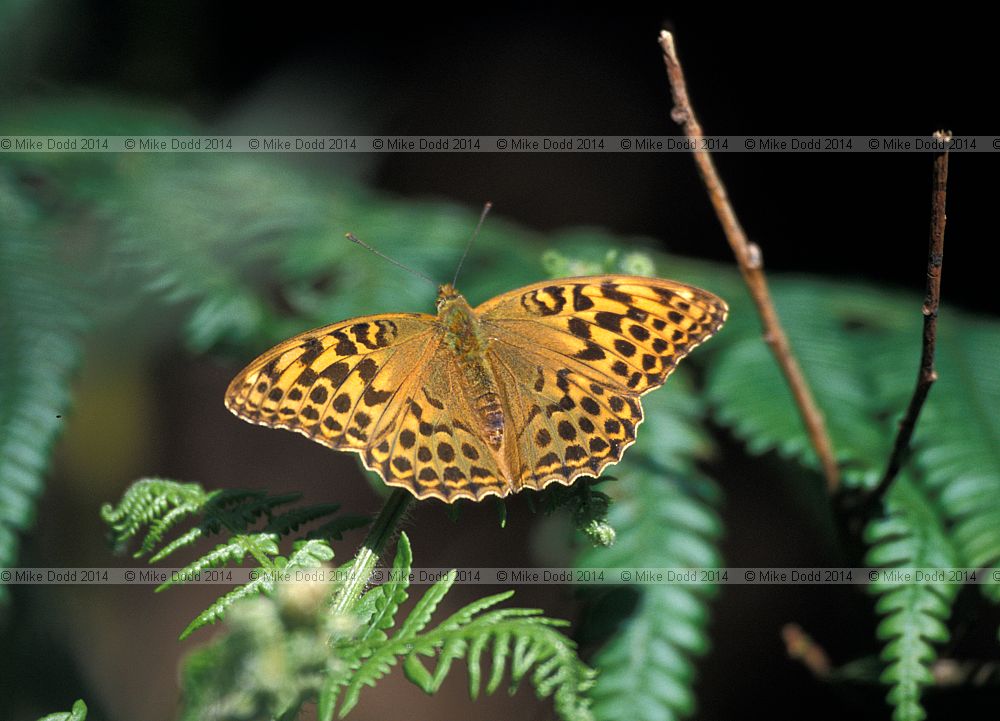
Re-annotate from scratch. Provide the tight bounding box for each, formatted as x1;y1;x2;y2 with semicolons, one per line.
104;478;347;637
1;177;86;603
100;478;214;556
706;280;919;488
865;473;958;721
178;538;334;640
323;533;594;721
156;533;280;592
906;319;1000;603
577;371;722;721
102;479;302;558
107;156;337;352
266;503;343;535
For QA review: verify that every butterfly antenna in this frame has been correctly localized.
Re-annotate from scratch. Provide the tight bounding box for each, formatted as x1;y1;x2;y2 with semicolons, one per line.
452;201;493;287
345;233;438;287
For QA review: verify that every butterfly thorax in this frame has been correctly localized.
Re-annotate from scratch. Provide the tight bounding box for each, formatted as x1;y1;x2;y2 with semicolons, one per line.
436;286;506;454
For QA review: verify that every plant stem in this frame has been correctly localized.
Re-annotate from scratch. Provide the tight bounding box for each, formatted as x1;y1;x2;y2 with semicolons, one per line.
333;488;412;614
867;130;951;506
658;30;841;493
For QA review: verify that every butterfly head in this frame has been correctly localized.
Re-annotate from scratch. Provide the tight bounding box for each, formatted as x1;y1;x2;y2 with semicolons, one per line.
436;283;462;309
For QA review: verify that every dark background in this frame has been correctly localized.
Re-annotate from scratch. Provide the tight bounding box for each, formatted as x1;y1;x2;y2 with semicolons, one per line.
5;6;995;721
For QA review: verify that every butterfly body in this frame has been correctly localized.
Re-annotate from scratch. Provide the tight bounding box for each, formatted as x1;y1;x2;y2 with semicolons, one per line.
226;275;727;503
436;286;512;479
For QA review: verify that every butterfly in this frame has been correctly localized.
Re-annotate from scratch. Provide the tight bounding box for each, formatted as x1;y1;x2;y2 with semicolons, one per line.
225;275;727;502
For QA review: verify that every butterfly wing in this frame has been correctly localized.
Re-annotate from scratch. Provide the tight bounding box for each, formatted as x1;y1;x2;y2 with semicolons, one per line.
226;311;510;503
359;346;510;503
225;313;439;452
476;275;727;491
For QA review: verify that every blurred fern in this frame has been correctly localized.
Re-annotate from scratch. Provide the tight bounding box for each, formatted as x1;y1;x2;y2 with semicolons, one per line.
906;319;1000;603
865;473;958;721
0;173;86;604
705;278;1000;720
577;374;723;721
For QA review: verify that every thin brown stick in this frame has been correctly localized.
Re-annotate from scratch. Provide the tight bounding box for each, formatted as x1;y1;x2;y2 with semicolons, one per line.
781;623;832;677
658;31;841;492
867;130;951;504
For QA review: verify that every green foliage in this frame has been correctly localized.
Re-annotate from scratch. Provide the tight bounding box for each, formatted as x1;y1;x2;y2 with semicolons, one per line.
35;699;88;721
180;533;596;721
328;534;595;720
102;478;364;638
0;173;86;604
706;278;1000;720
179;573;357;721
525;478;616;547
706;279;918;488
578;372;723;721
908;319;1000;603
865;474;959;721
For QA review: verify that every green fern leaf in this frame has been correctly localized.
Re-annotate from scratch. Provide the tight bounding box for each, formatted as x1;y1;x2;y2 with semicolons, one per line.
328;535;594;720
104;478;345;638
35;699;88;721
577;371;722;721
905;319;1000;603
266;502;344;535
100;478;214;555
1;176;86;603
156;533;279;592
178;537;333;639
706;280;919;488
865;473;958;721
357;532;413;644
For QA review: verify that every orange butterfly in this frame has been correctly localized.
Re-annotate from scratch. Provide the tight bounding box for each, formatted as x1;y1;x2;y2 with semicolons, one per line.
226;276;727;502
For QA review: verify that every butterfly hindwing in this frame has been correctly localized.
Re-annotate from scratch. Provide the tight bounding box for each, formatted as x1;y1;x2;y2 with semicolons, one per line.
488;349;642;492
362;349;508;502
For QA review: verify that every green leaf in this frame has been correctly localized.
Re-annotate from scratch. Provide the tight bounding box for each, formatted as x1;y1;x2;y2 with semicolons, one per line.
706;280;920;488
865;473;958;721
578;373;722;721
35;699;88;721
907;318;1000;602
103;478;346;638
327;538;593;720
0;173;86;604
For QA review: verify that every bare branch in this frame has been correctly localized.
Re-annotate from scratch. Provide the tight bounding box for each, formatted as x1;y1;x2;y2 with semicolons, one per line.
658;30;841;492
867;130;951;505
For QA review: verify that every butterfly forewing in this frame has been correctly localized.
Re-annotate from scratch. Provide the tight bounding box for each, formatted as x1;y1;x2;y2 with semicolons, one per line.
477;275;728;394
225;313;438;450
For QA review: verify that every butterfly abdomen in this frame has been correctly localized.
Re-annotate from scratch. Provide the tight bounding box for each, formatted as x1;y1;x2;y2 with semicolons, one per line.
437;293;507;453
473;391;504;449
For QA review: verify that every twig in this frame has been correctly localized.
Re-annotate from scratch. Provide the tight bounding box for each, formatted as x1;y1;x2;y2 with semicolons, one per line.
781;623;832;677
658;31;841;492
867;130;951;505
